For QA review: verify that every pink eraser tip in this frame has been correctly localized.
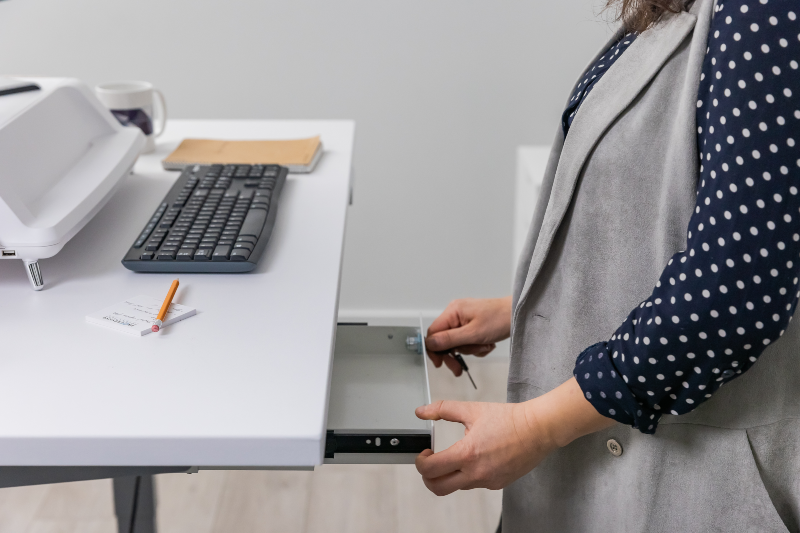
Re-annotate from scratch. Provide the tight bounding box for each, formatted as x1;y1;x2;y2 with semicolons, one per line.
151;325;160;332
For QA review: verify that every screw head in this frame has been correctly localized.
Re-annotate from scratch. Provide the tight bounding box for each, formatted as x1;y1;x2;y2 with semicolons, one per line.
390;438;399;446
405;335;422;354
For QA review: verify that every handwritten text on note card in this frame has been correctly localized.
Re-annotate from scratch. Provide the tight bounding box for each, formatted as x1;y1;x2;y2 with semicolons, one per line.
86;295;196;336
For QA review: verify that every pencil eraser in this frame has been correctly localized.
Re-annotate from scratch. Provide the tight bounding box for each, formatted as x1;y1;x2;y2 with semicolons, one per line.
151;325;160;332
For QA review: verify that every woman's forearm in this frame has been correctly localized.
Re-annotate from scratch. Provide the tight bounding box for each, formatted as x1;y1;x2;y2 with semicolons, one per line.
524;377;616;449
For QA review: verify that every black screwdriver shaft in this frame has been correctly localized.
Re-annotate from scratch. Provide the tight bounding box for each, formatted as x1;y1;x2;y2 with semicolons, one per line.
447;352;477;390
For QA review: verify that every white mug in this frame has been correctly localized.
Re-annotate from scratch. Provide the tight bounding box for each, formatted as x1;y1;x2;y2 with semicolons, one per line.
95;81;166;154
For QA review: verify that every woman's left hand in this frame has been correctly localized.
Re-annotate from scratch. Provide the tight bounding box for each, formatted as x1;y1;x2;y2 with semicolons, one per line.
414;400;554;495
414;378;616;495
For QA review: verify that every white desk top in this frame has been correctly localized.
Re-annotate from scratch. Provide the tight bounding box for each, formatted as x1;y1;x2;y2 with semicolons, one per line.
0;120;355;466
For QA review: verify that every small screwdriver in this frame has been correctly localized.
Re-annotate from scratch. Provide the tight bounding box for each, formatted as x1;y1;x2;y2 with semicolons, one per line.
446;351;477;390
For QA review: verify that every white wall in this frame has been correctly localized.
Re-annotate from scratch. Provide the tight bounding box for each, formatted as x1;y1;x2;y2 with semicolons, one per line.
0;0;612;316
513;146;549;281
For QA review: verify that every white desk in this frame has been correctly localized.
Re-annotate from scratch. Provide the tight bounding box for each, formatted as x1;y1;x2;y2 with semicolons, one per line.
0;120;355;468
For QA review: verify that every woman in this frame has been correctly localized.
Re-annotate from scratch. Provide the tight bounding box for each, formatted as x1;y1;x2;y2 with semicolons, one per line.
415;0;800;530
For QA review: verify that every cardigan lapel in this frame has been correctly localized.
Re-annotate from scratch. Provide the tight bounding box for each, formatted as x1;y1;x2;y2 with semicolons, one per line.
515;9;699;317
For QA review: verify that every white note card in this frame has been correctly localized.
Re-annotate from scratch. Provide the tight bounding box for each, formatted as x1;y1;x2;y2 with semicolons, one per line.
86;295;196;336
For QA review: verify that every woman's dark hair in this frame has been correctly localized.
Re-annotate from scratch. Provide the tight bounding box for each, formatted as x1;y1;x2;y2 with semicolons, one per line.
606;0;688;32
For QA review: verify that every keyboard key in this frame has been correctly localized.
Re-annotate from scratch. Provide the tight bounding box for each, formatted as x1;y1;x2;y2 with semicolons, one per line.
176;249;195;261
145;243;162;251
230;248;251;261
224;189;240;198
234;242;254;252
198;243;216;249
140;252;154;260
134;239;145;248
236;236;257;245
194;248;212;260
239;189;254;200
157;251;177;260
239;208;267;238
212;245;231;260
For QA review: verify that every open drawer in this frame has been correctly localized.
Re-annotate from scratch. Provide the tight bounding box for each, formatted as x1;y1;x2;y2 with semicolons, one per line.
324;323;433;464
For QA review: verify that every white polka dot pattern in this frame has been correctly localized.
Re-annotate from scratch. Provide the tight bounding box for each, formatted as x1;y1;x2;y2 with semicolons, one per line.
574;0;800;434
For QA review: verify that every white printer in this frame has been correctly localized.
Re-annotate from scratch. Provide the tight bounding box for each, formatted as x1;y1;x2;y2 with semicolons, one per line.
0;78;144;290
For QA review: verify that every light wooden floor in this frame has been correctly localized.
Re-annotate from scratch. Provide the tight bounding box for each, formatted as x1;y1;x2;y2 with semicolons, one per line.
0;356;508;533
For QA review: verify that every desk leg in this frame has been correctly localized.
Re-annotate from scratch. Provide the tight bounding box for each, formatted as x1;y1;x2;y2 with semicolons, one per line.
113;475;156;533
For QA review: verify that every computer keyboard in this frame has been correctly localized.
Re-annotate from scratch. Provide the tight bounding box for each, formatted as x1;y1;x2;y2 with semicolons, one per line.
121;164;287;273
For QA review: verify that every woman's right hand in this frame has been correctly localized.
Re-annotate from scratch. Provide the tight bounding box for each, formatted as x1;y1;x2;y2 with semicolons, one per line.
425;296;512;376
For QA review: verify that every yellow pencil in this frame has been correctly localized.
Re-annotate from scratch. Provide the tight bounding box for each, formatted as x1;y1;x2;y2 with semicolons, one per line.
152;279;179;332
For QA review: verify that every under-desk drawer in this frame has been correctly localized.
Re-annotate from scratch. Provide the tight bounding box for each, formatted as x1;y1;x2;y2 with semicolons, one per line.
325;324;433;464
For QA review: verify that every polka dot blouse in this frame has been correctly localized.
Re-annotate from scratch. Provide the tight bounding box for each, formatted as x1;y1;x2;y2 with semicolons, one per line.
573;0;800;434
